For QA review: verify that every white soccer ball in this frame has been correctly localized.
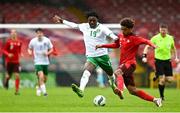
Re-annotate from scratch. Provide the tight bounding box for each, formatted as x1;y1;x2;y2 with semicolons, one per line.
93;95;106;106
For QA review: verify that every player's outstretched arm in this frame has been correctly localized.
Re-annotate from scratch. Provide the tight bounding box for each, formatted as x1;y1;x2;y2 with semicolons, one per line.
95;39;120;50
102;25;118;40
142;40;158;63
53;15;78;28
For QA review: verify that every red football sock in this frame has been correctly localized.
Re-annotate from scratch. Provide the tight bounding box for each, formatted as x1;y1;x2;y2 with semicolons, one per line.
15;78;20;92
116;75;124;91
135;90;154;102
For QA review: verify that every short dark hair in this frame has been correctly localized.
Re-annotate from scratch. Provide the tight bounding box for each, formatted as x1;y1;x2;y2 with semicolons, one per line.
35;28;43;33
160;23;168;28
86;11;99;19
120;18;135;29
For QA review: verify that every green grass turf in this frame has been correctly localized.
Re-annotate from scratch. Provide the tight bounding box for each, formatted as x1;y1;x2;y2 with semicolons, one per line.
0;87;180;112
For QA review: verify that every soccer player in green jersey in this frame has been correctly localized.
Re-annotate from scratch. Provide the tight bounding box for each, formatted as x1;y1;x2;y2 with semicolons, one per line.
53;11;123;99
142;24;179;100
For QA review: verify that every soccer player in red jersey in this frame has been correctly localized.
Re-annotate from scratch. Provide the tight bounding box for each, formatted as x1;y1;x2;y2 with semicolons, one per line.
96;18;162;107
3;29;22;95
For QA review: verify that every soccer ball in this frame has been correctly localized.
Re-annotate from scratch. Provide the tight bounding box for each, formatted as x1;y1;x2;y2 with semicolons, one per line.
93;95;106;106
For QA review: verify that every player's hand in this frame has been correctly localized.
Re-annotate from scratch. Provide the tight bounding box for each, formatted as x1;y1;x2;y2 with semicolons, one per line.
175;58;180;63
53;15;63;23
43;52;49;56
95;45;102;50
154;45;159;49
8;53;13;58
142;57;147;63
28;49;33;56
152;45;158;49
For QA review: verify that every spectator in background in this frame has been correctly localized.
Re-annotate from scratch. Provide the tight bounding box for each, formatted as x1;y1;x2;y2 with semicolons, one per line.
28;28;53;96
143;24;179;100
3;29;22;95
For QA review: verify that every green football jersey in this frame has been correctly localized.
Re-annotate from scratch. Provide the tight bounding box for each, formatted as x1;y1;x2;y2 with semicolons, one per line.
151;33;175;60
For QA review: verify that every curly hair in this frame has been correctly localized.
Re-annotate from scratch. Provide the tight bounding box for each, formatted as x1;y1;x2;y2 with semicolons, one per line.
86;11;99;19
120;18;135;29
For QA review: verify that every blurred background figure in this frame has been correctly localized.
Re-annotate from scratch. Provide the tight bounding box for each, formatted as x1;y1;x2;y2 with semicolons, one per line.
2;29;22;95
28;28;53;96
143;24;179;100
96;68;105;88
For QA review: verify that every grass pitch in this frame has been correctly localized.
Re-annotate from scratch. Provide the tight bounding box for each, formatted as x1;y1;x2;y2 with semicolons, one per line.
0;87;180;112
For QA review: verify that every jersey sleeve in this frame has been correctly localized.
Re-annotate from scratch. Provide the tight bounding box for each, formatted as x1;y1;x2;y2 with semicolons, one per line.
170;36;175;49
134;36;155;47
101;39;120;48
78;23;87;32
150;36;156;45
102;25;118;40
63;20;79;29
28;40;33;49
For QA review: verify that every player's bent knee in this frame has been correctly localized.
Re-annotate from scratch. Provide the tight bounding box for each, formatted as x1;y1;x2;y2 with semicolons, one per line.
38;72;44;80
128;90;136;95
114;69;123;76
127;86;136;95
159;79;165;85
14;73;20;78
5;75;10;78
38;71;44;76
15;75;20;79
159;76;165;85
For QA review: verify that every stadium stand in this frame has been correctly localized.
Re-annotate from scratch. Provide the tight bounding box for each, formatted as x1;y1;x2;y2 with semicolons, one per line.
0;3;79;23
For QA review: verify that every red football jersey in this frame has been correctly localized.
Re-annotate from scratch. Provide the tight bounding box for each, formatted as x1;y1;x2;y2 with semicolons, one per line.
3;38;22;63
101;33;155;68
